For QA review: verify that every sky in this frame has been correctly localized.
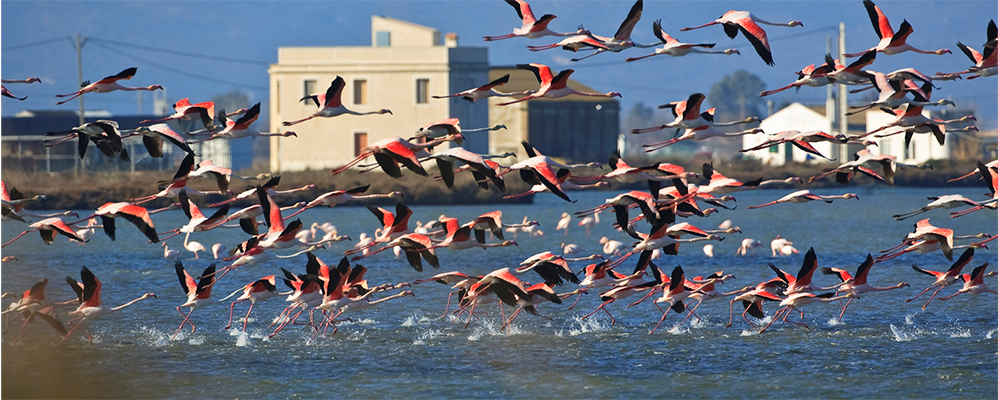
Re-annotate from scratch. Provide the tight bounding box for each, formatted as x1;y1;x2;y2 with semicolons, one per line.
2;0;995;130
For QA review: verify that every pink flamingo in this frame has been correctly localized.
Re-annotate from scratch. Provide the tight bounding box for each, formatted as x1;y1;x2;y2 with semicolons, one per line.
483;0;587;41
681;10;803;66
56;67;162;105
496;63;620;106
844;0;951;57
283;77;391;126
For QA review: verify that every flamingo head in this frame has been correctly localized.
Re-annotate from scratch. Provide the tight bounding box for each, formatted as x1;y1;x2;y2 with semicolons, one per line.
935;49;952;55
389;191;405;200
26;77;41;83
503;241;518;247
141;293;158;299
284;131;298;137
149;85;164;91
607;92;622;98
789;21;804;27
724;49;740;55
846;193;859;200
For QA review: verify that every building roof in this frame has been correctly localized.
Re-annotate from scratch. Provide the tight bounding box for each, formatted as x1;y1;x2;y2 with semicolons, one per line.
489;66;614;103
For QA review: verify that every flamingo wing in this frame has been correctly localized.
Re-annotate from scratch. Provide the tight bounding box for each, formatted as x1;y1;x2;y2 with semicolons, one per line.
517;63;553;84
323;77;346;109
97;67;138;84
80;266;102;308
174;260;197;296
613;0;643;41
733;19;773;66
232;102;261;130
477;74;510;91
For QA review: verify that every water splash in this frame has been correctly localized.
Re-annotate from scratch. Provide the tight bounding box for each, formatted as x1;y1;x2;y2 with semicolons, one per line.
890;324;917;342
739;329;760;336
412;328;444;345
985;328;997;339
666;323;690;335
949;328;971;338
826;317;845;326
566;315;611;336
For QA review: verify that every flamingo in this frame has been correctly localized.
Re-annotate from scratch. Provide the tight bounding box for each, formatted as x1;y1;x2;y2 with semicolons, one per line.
516;252;583;287
630;93;756;134
359;233;440;272
1;76;40;100
207;175;314;207
626;19;739;62
647;266;703;334
726;278;785;328
184;236;207;259
462;268;532;333
939;262;998;300
330;135;458;178
577;211;600;236
821;254;910;321
905;248;975;309
432;74;531;102
162;242;180;259
678;272;745;325
412;118;507;144
171;261;215;340
556;213;572;236
1;182;78;222
735;238;762;256
413;271;483;318
56;67;163;105
128;154;228;204
61;267;157;344
846;71;954;115
947;159;998;183
769;248;850;295
344;203;414;256
747;190;859;209
758;291;853;333
581;264;663;325
1;217;85;248
950;162;998;218
483;0;587;41
643;126;764;153
158;190;230;241
283;77;391;126
430;217;518;252
600;237;626;256
700;164;763;195
192;103;296;142
770;236;793;256
680;10;803;66
740;130;846;160
3;278;71;344
120;123;194;158
496;63;621;106
139;97;214;130
426;147;507;190
844;0;951;57
222;275;279;332
88;202;159;243
556;0;647;62
892;194;985;221
43;120;130;162
938;20;997;80
759;60;837;96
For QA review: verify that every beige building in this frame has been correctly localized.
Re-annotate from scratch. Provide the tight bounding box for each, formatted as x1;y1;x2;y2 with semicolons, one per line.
267;16;489;171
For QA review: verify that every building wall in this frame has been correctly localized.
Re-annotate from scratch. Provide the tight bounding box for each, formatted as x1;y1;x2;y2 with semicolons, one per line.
267;19;488;171
866;111;952;164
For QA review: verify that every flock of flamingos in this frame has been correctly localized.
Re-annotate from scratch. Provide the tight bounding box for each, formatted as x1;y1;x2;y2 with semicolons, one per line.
1;0;996;345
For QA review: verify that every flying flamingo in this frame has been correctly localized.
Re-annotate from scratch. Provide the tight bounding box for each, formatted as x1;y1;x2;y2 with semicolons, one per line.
193;103;296;142
56;67;163;105
2;182;78;222
758;291;853;333
426;147;507;190
515;252;583;287
431;217;518;252
119;123;195;158
88;202;159;243
950;162;998;218
769;248;850;295
483;0;587;41
581;264;663;325
677;272;745;325
222;275;279;332
1;76;41;100
626;19;739;62
412;118;507;144
128;154;229;204
359;233;440;272
631;93;758;135
938;20;997;80
680;10;803;66
939;262;998;300
821;254;909;321
139;97;214;130
747;190;858;209
646;266;705;334
496;63;621;106
726;278;786;328
43;120;130;162
947;159;998;183
171;261;215;340
844;0;951;57
556;0;647;62
330;135;458;178
893;194;985;221
283;77;392;126
905;248;975;309
3;278;72;344
461;268;533;333
412;271;483;318
158;190;230;241
1;217;85;248
740;130;846;160
62;267;157;344
344;203;413;257
432;74;532;102
759;61;837;96
643;126;764;152
846;71;954;115
556;212;572;236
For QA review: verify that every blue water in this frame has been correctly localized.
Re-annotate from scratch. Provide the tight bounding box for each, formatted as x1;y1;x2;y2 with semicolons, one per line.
2;187;996;398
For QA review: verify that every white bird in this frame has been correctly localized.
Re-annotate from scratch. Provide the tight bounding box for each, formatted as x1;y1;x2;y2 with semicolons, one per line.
779;245;799;256
184;236;207;259
211;243;227;260
771;235;792;256
561;242;583;255
600;236;626;256
703;244;715;258
556;212;572;236
578;211;600;236
736;238;762;256
162;242;180;259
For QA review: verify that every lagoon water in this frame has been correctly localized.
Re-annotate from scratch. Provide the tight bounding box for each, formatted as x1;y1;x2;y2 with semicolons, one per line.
2;187;996;398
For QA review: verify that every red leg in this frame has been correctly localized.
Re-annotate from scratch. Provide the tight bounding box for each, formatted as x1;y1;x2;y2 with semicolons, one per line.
922;286;945;310
649;303;671;334
243;302;254;332
759;306;788;333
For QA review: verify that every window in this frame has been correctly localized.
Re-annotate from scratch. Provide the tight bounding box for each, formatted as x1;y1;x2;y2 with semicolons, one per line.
416;79;429;104
354;132;368;157
769;143;779;153
303;80;317;102
353;80;367;105
375;31;391;47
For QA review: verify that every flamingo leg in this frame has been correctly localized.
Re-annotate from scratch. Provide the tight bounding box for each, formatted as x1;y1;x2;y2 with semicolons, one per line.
627;288;659;308
905;286;936;303
58;320;87;345
566;291;586;310
649;303;671;334
784;306;809;330
921;286;946;310
742;307;758;328
838;297;854;322
440;291;457;319
242;302;255;332
726;299;736;328
226;299;244;330
679;300;704;326
760;306;788;333
581;299;613;320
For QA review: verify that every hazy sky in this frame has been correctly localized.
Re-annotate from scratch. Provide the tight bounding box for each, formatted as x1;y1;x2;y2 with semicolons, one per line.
2;0;995;129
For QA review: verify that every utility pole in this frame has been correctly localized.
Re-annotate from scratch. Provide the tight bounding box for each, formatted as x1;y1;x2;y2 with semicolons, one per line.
75;33;87;174
838;22;849;161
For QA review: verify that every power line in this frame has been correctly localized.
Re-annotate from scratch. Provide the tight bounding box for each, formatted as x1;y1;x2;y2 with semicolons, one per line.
87;36;271;66
89;41;269;91
1;36;72;51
